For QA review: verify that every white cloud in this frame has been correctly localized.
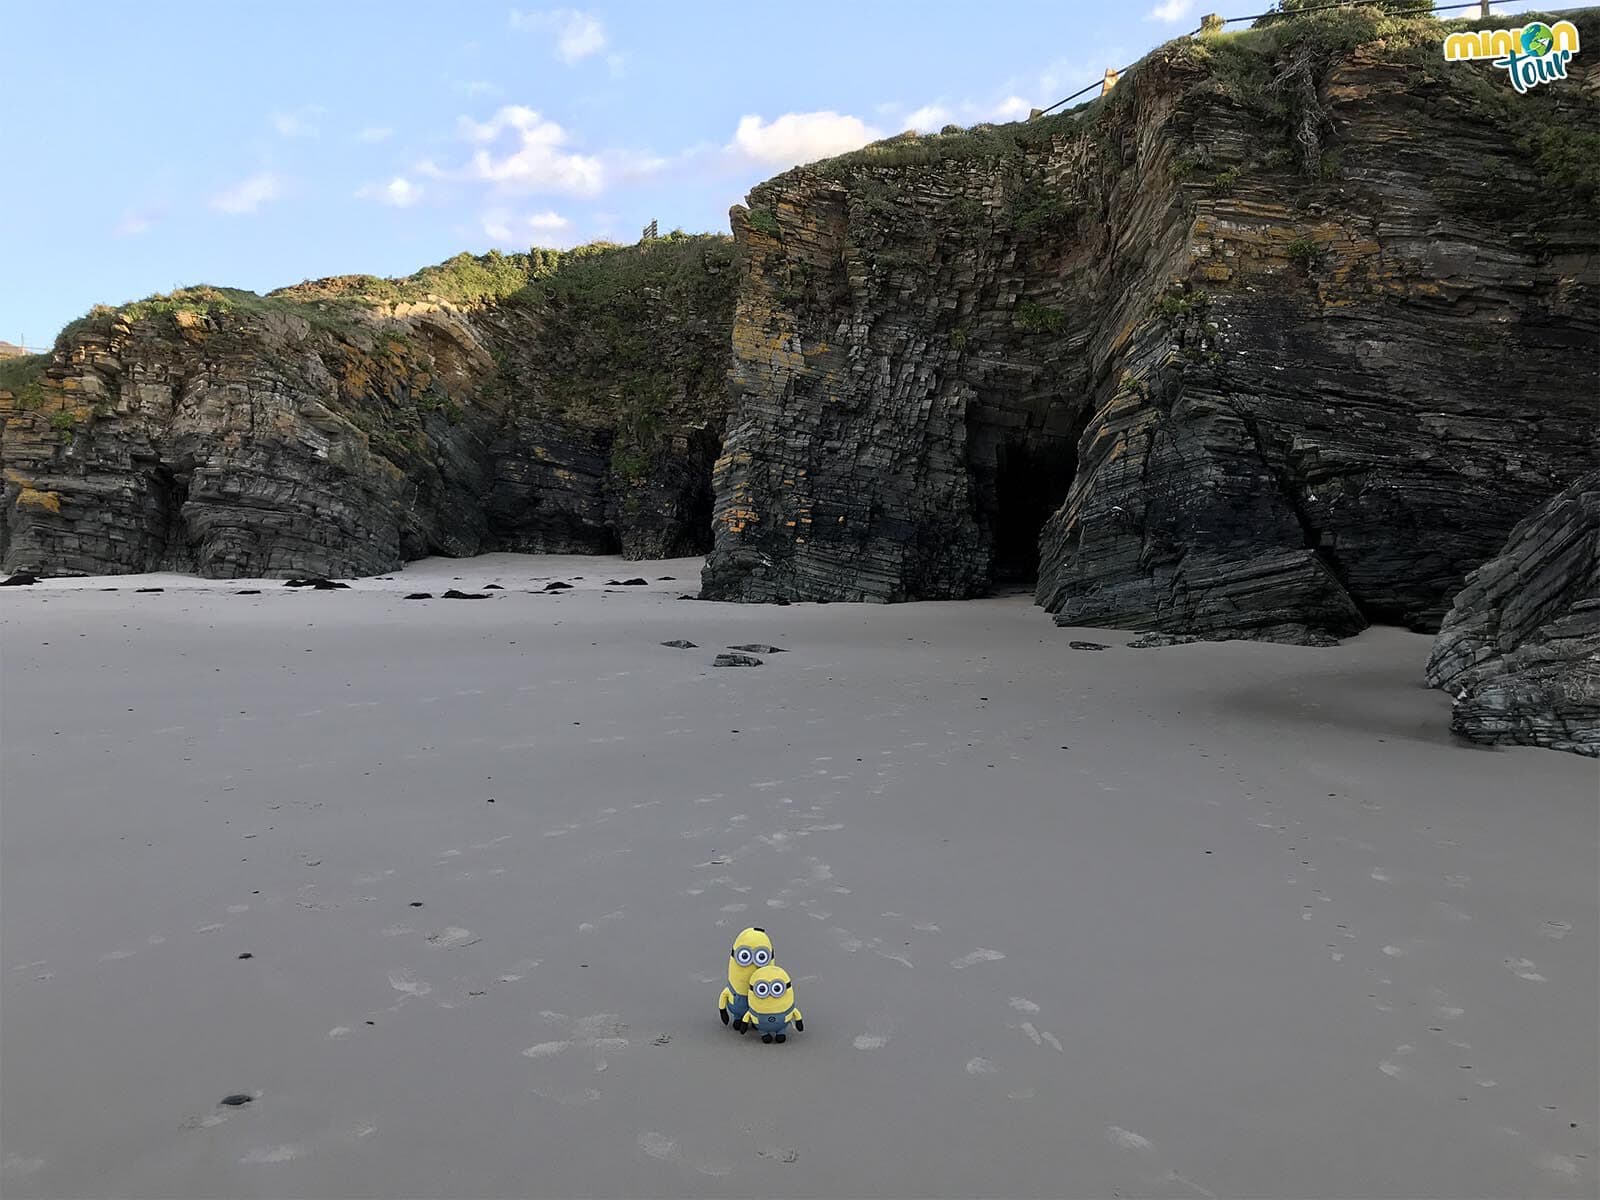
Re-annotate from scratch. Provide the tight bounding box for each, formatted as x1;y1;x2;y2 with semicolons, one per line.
113;208;161;237
270;106;324;138
509;8;608;64
357;126;394;143
1148;0;1194;22
991;95;1033;121
481;208;575;246
899;95;1033;134
449;105;604;194
729;111;883;167
905;105;953;132
357;176;423;207
210;172;284;215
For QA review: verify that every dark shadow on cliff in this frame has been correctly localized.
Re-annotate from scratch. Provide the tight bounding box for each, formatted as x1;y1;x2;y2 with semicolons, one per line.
972;433;1079;590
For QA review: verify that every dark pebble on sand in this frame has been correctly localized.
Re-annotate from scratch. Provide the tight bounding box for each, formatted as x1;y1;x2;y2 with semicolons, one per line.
620;578;648;586
238;952;253;959
410;901;423;907
483;583;504;589
135;587;164;593
220;1094;253;1106
404;592;433;600
236;589;261;595
657;576;675;581
543;581;573;591
442;589;490;600
283;578;349;590
1069;640;1108;651
729;643;785;654
661;639;697;649
1;573;41;586
714;653;764;668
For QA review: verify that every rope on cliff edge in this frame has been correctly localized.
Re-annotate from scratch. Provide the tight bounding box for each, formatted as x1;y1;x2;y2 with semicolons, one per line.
1031;0;1497;120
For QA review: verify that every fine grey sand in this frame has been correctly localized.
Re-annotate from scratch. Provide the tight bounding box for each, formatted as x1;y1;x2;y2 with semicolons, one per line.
1;554;1595;1199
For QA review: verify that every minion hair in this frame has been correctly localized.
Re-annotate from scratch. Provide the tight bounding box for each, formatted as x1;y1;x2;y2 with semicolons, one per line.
753;927;766;933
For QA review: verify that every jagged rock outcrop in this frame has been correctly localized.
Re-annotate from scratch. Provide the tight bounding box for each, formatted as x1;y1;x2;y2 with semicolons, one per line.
0;239;734;578
703;9;1599;639
1426;472;1600;755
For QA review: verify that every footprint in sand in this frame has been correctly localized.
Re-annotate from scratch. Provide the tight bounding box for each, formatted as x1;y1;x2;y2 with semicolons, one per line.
240;1144;304;1164
965;1057;998;1075
387;970;432;997
1505;957;1547;982
951;948;1005;969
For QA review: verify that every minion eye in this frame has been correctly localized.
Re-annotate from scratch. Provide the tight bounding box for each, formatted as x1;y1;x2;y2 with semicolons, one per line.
736;948;753;965
771;980;785;996
754;948;770;965
754;981;769;996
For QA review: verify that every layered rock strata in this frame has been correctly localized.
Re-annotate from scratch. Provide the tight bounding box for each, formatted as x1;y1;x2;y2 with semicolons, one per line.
703;10;1599;642
1427;471;1600;756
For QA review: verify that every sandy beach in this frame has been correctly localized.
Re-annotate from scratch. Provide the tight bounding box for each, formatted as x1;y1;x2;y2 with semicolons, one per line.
1;553;1595;1199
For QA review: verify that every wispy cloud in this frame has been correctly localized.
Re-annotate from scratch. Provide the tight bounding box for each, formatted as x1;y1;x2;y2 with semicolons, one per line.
1147;0;1195;23
357;177;423;207
481;208;574;245
357;126;394;143
899;95;1033;133
508;8;608;64
113;208;163;237
728;111;882;167
210;172;284;215
270;106;324;138
436;105;605;194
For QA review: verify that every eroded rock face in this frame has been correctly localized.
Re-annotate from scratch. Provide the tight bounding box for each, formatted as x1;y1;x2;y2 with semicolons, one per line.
0;240;735;578
703;14;1599;639
1426;472;1600;756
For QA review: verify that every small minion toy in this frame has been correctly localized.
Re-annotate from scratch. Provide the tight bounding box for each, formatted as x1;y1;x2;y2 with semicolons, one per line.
742;964;803;1043
719;926;772;1031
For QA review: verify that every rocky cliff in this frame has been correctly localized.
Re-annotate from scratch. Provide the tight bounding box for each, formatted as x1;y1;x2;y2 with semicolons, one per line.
1426;471;1600;755
0;238;735;578
703;8;1600;640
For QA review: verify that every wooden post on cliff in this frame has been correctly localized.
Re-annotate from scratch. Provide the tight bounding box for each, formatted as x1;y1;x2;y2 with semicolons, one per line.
1101;67;1119;96
1479;0;1491;16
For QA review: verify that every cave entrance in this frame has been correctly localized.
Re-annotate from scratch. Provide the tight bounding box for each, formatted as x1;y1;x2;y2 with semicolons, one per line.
985;436;1078;588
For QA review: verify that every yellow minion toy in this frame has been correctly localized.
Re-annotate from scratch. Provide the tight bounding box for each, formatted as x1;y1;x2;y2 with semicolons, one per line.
742;964;803;1043
719;926;772;1031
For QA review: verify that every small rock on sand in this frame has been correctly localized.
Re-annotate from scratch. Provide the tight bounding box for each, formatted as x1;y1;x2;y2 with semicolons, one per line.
543;581;573;592
441;590;490;600
662;639;698;649
1069;640;1108;651
220;1094;253;1106
403;593;433;600
0;573;41;586
729;643;785;654
714;653;764;668
135;587;164;593
283;578;349;590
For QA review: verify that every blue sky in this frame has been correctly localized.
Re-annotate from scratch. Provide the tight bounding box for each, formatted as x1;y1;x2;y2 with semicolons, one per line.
0;0;1552;346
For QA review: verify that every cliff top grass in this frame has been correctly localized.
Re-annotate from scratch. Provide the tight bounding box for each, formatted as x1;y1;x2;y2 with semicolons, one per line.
52;235;735;352
0;352;48;393
772;3;1598;193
